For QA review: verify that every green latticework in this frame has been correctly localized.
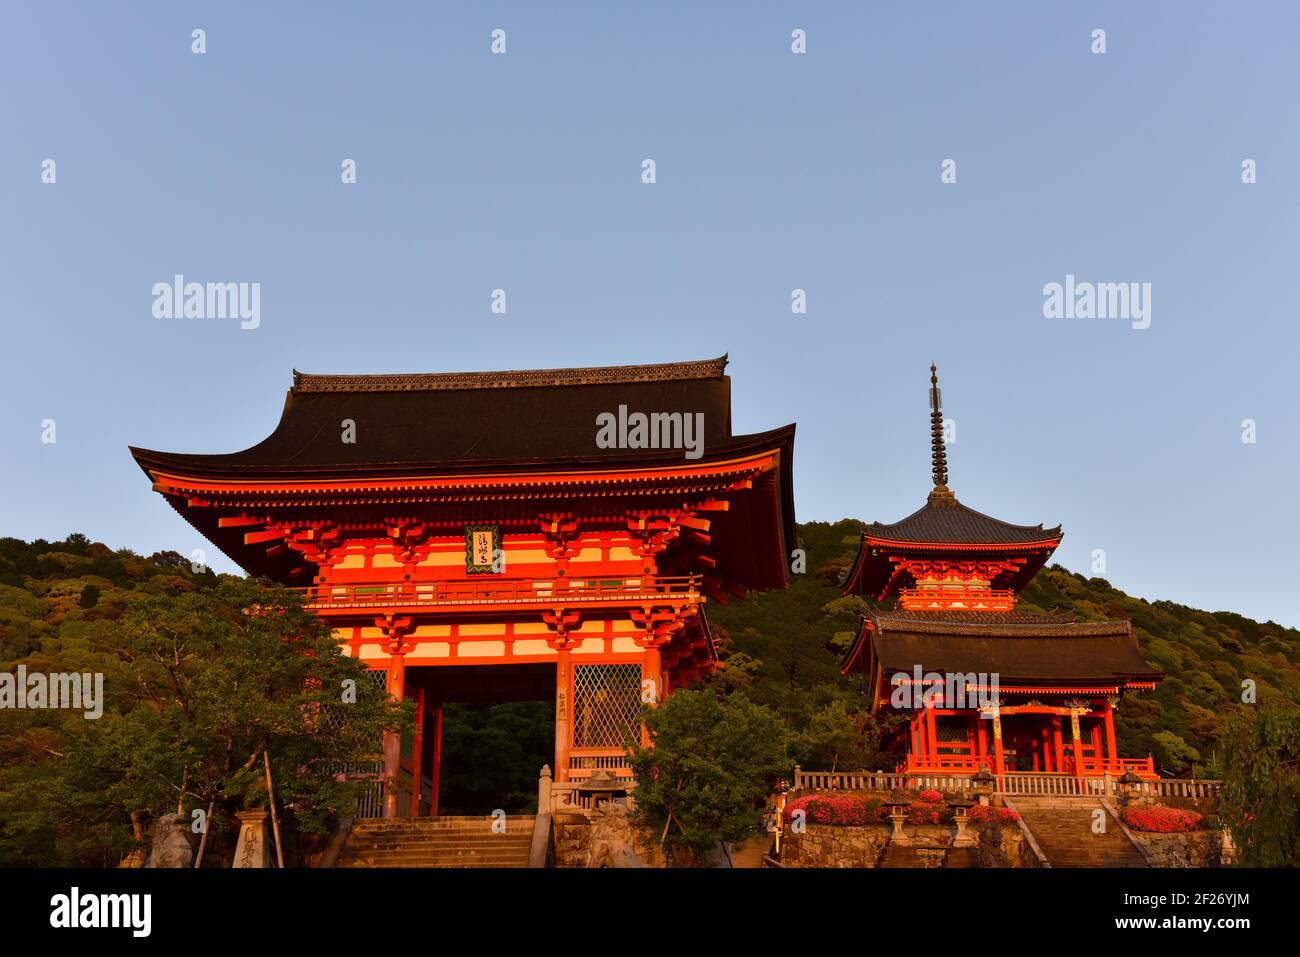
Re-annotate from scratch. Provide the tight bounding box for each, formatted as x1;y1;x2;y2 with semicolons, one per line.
319;669;388;737
572;664;642;749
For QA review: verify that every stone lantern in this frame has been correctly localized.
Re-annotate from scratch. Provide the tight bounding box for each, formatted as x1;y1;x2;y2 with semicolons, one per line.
577;769;628;812
1118;770;1145;807
948;796;976;846
971;766;996;807
881;790;912;845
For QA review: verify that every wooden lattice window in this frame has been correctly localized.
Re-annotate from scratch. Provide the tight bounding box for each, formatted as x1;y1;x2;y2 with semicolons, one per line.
934;716;969;743
572;664;642;749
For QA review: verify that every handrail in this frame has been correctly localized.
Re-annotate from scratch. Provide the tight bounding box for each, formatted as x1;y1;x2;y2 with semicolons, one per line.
295;574;703;609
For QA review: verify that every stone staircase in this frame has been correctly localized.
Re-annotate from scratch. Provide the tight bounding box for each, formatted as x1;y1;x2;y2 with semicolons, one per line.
730;835;773;868
1012;797;1148;868
333;816;536;868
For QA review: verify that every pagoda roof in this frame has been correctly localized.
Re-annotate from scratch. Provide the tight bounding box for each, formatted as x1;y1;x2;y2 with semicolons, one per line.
841;365;1064;598
841;609;1163;687
841;490;1062;598
862;490;1062;548
129;356;796;590
129;355;793;478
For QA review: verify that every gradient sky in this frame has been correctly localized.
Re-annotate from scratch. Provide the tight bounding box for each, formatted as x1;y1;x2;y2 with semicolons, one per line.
3;2;1298;626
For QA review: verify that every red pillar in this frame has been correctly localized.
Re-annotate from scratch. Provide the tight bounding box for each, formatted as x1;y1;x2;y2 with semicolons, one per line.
382;651;407;819
1053;716;1065;772
992;711;1005;777
976;718;988;768
411;687;425;817
1104;700;1118;772
554;649;572;782
1090;724;1103;775
1069;709;1084;779
641;643;662;748
430;703;443;817
925;707;938;769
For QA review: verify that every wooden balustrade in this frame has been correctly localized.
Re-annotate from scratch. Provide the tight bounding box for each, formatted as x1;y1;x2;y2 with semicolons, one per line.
295;575;702;611
791;765;1222;799
568;748;634;776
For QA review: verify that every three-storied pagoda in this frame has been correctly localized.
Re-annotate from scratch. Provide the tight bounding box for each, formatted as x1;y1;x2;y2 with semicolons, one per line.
840;366;1161;779
131;356;795;816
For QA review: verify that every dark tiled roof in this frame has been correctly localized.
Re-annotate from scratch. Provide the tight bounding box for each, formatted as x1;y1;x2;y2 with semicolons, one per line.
864;492;1061;546
872;610;1125;637
129;357;794;476
867;610;1161;683
292;356;730;394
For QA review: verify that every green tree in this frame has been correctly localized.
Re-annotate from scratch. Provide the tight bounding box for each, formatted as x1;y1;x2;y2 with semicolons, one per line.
1219;701;1300;866
628;690;789;862
1151;730;1200;774
0;578;407;865
792;693;897;771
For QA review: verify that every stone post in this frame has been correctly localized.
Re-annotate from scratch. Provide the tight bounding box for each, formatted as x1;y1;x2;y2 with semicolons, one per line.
232;810;271;868
1219;827;1236;867
538;764;553;816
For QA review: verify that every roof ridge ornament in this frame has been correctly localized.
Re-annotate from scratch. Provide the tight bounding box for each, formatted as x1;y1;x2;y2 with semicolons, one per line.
928;363;956;507
291;356;730;394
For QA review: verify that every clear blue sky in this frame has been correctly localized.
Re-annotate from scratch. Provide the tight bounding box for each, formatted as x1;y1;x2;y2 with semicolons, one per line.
4;2;1298;626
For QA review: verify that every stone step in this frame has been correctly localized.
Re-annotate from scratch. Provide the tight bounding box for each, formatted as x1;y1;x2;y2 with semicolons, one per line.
351;819;534;829
338;853;532;865
336;859;530;868
1015;803;1147;868
339;851;531;862
345;840;533;853
335;814;539;868
350;825;533;836
349;834;533;842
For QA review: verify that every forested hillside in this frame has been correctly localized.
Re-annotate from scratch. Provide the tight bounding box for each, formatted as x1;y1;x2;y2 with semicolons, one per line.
3;526;1298;865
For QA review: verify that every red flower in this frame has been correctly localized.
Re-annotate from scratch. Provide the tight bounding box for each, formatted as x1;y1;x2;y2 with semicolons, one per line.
1120;806;1203;833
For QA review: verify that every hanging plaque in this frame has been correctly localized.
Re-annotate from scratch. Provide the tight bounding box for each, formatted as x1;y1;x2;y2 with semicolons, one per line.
465;525;500;575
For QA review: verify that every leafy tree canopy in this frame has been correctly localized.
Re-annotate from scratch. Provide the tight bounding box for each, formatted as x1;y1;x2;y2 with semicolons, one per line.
628;690;788;860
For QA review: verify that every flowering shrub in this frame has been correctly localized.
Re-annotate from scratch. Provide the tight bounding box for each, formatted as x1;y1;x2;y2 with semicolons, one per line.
785;791;960;826
785;794;882;826
896;800;946;825
784;790;1022;828
968;805;1019;824
1121;806;1203;833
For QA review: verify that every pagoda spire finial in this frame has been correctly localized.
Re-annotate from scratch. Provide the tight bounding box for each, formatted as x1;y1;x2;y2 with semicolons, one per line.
928;363;956;506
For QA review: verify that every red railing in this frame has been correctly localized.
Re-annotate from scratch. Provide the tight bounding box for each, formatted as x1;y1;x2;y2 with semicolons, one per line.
296;574;703;610
899;753;1156;777
897;588;1018;611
